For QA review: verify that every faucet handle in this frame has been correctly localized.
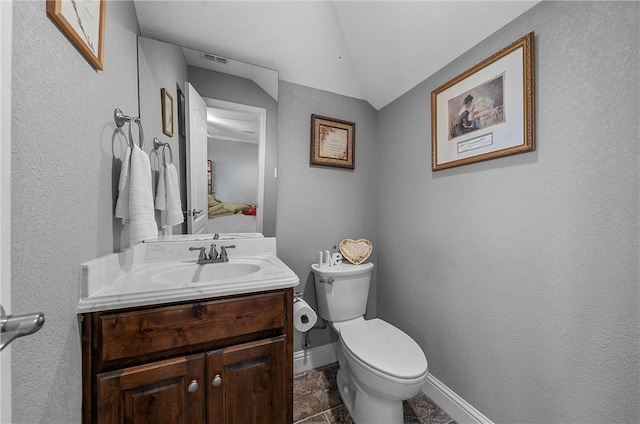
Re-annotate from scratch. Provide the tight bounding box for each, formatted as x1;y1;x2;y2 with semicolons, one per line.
189;246;207;261
209;244;219;260
219;245;236;261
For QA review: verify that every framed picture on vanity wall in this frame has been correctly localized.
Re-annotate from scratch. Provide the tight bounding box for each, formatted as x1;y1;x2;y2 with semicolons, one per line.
46;0;106;70
431;32;535;171
310;114;356;169
161;88;174;137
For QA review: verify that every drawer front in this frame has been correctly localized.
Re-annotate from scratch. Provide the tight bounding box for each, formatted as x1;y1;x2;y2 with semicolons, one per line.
99;291;285;362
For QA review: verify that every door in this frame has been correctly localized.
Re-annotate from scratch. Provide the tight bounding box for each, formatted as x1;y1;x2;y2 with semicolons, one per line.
185;83;208;234
206;336;287;424
97;354;205;424
0;2;12;421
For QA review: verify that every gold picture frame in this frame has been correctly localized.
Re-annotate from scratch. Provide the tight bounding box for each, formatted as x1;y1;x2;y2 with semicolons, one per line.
161;88;174;137
310;114;355;169
431;32;535;171
46;0;106;71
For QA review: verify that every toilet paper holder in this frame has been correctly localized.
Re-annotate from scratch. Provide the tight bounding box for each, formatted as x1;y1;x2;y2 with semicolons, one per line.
293;292;310;325
294;292;327;349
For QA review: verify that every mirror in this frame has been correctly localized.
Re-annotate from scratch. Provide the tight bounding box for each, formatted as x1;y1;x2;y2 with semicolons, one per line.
137;36;278;238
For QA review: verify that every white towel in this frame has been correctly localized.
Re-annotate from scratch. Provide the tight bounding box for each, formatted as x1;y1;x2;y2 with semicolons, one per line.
154;165;167;210
114;146;132;223
164;163;184;226
128;144;158;244
154;162;184;227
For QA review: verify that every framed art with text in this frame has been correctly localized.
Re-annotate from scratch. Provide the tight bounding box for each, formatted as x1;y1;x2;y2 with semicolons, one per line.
431;32;535;171
310;114;355;169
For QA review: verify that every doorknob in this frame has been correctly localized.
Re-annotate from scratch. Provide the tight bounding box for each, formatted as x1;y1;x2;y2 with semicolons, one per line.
184;209;204;218
1;305;45;351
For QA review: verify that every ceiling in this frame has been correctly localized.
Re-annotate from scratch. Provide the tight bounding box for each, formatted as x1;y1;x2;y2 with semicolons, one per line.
134;1;539;111
206;107;260;144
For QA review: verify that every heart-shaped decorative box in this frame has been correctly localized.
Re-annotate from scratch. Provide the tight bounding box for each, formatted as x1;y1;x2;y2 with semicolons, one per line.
339;239;373;265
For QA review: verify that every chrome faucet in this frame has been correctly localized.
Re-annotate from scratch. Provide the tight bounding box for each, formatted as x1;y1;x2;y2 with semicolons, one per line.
189;244;235;264
219;245;236;261
188;246;208;263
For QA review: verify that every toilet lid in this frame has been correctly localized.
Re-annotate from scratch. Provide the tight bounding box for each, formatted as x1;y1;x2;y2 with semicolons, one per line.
339;319;428;379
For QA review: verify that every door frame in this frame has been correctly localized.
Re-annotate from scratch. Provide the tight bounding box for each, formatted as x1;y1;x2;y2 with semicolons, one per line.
203;98;266;234
1;1;13;421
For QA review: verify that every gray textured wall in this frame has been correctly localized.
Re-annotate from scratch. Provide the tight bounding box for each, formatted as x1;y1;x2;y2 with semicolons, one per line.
376;2;639;423
208;140;259;204
9;1;639;423
11;0;139;422
277;81;379;350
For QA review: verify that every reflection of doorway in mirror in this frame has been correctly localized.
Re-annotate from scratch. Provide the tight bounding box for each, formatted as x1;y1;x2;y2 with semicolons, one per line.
207;160;213;195
204;98;266;234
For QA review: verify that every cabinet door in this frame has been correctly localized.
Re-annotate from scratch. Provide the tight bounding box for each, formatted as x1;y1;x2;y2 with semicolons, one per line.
97;354;205;424
207;336;287;424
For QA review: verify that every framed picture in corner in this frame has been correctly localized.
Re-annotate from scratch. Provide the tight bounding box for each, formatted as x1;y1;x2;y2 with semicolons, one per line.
47;0;106;70
431;32;535;171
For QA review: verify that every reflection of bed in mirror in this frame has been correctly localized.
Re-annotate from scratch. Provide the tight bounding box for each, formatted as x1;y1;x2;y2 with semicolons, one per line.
207;195;257;233
207;214;256;233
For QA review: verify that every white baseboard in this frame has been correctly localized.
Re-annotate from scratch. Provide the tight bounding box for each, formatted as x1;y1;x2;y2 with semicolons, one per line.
422;374;493;424
294;343;492;424
293;342;339;374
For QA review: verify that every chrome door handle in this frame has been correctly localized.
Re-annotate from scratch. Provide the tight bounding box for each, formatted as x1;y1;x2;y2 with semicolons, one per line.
1;305;45;351
183;209;204;217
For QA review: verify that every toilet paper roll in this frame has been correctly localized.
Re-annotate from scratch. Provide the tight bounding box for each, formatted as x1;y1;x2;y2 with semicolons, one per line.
293;298;317;332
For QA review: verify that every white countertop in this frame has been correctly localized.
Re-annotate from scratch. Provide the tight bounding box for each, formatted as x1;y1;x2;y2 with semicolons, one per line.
77;237;299;313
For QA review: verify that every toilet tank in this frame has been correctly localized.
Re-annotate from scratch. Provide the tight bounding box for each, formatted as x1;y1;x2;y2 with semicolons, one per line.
311;262;374;322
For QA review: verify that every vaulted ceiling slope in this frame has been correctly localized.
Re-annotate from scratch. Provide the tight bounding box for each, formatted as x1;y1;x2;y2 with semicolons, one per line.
134;1;539;110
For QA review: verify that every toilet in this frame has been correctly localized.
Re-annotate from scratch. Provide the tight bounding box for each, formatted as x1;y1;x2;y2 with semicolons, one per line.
311;262;428;424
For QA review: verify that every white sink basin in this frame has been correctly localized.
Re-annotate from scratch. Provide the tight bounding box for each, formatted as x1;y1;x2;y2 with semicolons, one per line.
78;237;300;313
149;260;263;285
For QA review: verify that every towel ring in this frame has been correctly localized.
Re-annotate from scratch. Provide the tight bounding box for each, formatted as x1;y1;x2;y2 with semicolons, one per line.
114;108;134;128
128;118;144;149
153;138;173;165
162;144;173;165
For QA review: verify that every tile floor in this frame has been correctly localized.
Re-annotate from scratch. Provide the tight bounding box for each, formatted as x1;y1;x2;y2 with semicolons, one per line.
293;363;457;424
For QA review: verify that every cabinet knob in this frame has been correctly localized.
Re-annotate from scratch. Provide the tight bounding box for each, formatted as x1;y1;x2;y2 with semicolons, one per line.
212;374;222;387
187;379;199;393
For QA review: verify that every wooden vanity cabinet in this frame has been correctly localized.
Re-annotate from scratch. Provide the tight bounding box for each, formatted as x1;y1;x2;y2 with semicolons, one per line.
81;289;294;424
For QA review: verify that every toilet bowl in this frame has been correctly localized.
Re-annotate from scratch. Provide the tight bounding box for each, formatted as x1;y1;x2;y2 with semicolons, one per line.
311;262;429;424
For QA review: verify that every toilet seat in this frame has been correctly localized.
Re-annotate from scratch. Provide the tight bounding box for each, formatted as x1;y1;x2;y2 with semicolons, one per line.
338;318;428;379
